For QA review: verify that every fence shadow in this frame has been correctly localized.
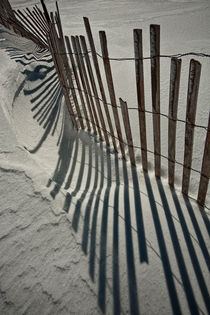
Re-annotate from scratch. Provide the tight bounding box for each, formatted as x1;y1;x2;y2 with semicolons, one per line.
54;130;209;314
0;26;66;155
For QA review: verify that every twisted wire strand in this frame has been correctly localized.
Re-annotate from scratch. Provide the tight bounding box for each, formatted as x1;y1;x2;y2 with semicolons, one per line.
53;50;210;60
67;109;209;181
67;85;210;132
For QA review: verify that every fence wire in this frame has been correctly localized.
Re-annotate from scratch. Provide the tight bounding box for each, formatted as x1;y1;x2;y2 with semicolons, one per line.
56;49;210;132
96;52;210;61
67;109;209;181
67;86;210;132
54;50;210;60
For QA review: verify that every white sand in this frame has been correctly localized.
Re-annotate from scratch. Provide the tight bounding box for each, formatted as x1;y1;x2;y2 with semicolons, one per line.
0;1;209;314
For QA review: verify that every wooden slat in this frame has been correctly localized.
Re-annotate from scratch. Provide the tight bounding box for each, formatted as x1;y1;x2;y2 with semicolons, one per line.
54;7;69;81
24;8;47;42
99;30;126;159
168;57;182;186
120;98;136;166
40;0;51;24
84;17;118;150
26;8;47;36
80;35;103;140
71;35;92;131
34;5;49;32
65;36;91;131
9;10;47;48
75;36;97;134
48;17;78;129
14;9;47;47
182;59;201;195
18;9;47;44
54;6;84;129
197;113;210;206
150;24;161;178
134;29;148;172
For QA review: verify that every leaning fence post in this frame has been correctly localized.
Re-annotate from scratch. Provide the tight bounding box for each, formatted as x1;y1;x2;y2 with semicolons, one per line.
75;36;98;134
150;24;161;178
34;5;49;32
26;8;47;38
23;8;47;44
71;35;92;132
168;58;182;186
120;98;136;166
84;17;118;150
54;5;85;130
182;59;201;196
47;14;78;129
99;30;126;159
40;0;51;24
65;36;91;131
134;29;148;172
197;114;210;206
79;35;103;141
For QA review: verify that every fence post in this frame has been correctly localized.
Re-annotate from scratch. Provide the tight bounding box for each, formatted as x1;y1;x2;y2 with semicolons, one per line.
99;30;126;159
80;35;103;141
75;36;98;134
197;114;210;206
25;8;47;38
71;35;93;132
23;8;47;44
65;36;91;131
150;24;161;178
120;98;136;166
40;0;50;23
182;59;201;196
134;29;148;172
54;5;85;130
84;17;118;151
168;58;182;186
47;15;78;129
15;9;48;46
34;5;49;33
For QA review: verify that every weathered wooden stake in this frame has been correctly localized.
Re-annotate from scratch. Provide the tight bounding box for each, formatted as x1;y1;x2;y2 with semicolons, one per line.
150;24;161;178
80;35;103;140
71;35;92;131
27;8;48;37
15;9;47;46
197;114;210;206
40;0;51;24
182;59;201;195
84;17;118;150
99;30;126;159
24;8;47;42
48;15;78;129
34;5;49;32
168;58;182;186
134;29;148;172
65;35;91;131
75;36;97;134
120;98;136;166
54;5;84;129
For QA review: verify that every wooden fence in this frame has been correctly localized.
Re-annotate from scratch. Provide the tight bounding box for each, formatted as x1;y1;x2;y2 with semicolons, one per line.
0;0;209;208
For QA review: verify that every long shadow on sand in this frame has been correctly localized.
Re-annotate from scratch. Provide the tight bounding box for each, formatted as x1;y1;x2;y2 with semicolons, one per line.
59;132;209;314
